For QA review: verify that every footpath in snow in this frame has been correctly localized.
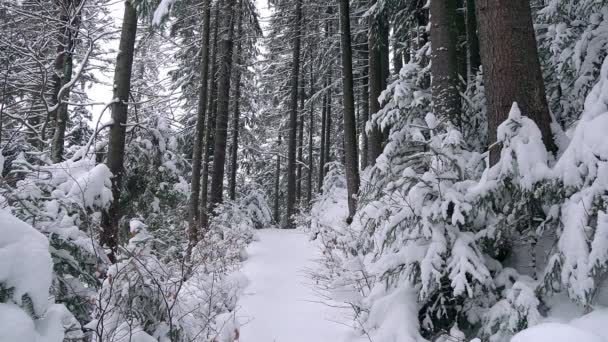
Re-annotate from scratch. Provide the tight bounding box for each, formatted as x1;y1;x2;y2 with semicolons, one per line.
237;229;352;342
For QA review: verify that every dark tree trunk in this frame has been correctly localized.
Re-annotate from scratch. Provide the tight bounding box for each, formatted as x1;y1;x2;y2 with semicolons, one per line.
339;0;360;221
318;91;326;193
476;0;557;165
392;35;403;74
200;3;221;229
188;0;212;246
101;1;137;263
50;0;79;162
296;71;304;204
359;41;369;170
284;0;302;228
273;135;281;223
324;78;332;169
430;0;461;125
51;42;73;162
306;66;314;204
466;0;481;78
229;3;243;201
209;0;237;209
367;2;386;165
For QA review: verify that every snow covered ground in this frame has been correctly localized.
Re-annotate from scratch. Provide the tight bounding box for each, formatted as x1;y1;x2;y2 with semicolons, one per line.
237;229;353;342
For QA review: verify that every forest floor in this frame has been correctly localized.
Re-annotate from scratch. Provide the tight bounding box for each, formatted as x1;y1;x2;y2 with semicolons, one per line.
237;229;353;342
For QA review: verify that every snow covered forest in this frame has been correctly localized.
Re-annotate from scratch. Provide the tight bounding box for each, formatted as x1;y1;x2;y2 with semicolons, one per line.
2;0;608;340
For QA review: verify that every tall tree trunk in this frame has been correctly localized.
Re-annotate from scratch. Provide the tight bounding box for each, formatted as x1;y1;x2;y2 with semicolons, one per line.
476;0;557;165
392;33;403;73
324;78;332;169
187;0;211;247
339;0;360;221
101;1;137;263
359;41;369;170
284;0;302;228
50;40;73;162
430;0;461;124
318;91;326;193
209;0;237;209
200;3;221;229
466;0;480;78
50;0;78;162
367;3;386;165
296;70;304;204
228;2;243;201
273;134;281;223
307;65;314;204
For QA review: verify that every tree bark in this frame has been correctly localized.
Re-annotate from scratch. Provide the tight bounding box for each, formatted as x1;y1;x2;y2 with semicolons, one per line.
228;3;243;201
200;2;221;229
466;0;481;79
339;0;360;221
306;66;314;204
188;0;212;247
359;41;369;170
273;134;281;223
296;69;304;204
367;2;386;166
284;0;302;228
51;0;79;162
476;0;557;165
430;0;461;124
101;1;137;263
318;90;326;193
209;0;237;209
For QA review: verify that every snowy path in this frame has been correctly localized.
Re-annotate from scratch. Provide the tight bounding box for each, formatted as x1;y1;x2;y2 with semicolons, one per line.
237;229;352;342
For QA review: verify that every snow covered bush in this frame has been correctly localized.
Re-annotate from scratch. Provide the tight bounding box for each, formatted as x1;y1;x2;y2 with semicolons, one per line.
537;0;608;127
312;56;608;342
88;218;245;342
0;209;81;341
1;155;111;330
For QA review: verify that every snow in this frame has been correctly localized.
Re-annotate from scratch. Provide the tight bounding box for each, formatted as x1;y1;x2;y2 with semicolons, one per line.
512;309;608;342
0;209;53;315
0;210;70;342
237;229;353;342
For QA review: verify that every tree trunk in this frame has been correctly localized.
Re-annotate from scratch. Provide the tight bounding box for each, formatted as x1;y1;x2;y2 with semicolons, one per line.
273;134;281;223
306;65;314;204
476;0;557;165
200;2;221;229
359;41;369;170
430;0;461;124
339;0;360;221
296;70;304;204
466;0;481;79
324;78;332;169
187;0;211;247
50;41;73;162
228;3;243;201
209;0;237;209
101;1;137;263
284;0;302;228
367;2;386;165
318;91;326;193
50;0;79;162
